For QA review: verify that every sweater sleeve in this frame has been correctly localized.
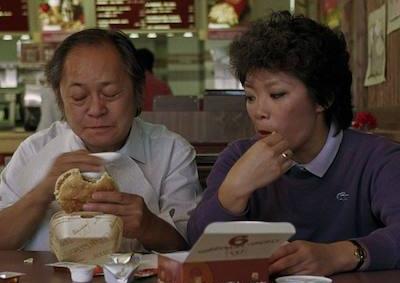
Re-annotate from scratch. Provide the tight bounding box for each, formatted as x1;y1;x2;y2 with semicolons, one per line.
186;141;249;246
356;145;400;270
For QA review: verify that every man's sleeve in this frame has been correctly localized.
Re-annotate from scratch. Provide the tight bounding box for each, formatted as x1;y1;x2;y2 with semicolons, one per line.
158;138;202;241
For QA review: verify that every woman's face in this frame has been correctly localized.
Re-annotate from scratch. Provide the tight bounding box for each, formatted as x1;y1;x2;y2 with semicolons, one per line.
244;69;329;163
59;43;136;152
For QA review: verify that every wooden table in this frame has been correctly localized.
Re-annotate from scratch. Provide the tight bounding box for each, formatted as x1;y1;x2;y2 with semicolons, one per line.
331;270;400;282
0;251;399;283
0;251;155;283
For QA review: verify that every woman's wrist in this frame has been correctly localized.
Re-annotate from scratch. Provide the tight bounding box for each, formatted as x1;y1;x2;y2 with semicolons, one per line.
217;181;252;215
328;241;361;273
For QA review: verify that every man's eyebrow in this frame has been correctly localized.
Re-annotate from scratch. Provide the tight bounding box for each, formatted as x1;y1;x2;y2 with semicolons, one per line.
67;82;84;87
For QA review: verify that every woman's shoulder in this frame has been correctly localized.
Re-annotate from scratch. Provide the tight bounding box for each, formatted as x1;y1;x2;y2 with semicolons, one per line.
226;137;256;152
216;137;256;163
341;129;400;165
343;129;400;151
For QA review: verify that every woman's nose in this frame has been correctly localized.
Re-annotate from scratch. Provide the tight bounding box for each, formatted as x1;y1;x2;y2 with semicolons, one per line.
254;98;270;120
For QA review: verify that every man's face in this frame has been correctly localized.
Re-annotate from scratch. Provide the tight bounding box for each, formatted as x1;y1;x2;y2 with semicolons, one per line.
59;43;136;152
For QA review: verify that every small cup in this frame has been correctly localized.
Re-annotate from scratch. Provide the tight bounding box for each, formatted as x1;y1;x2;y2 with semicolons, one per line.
69;265;95;283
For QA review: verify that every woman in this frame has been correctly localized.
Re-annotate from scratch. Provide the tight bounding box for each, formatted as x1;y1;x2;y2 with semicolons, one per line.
187;11;400;276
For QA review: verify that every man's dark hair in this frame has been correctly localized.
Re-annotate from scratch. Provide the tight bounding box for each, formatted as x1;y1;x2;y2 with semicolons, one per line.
45;28;145;117
230;11;353;129
136;48;155;72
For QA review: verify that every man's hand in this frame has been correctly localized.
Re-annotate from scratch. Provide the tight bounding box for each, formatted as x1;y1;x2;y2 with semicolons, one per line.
83;191;153;239
40;149;104;200
268;240;359;276
82;191;187;251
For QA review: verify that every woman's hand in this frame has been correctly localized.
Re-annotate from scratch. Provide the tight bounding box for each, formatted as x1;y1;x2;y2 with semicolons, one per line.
268;240;359;276
218;132;293;214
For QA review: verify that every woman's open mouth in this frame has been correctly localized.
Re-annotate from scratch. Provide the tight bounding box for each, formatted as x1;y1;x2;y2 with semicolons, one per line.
258;130;272;136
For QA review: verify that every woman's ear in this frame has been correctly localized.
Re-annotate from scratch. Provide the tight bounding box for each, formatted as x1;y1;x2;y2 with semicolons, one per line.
317;97;334;113
315;104;325;113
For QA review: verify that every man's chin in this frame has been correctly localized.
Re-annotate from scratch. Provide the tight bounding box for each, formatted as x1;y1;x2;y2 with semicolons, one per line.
84;142;119;153
83;136;117;152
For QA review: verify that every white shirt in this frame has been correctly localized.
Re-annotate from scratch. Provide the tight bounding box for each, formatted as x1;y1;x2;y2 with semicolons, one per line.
36;87;62;131
295;122;343;177
0;118;201;251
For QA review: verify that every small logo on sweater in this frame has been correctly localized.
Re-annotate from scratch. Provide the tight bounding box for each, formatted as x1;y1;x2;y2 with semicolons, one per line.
336;192;350;201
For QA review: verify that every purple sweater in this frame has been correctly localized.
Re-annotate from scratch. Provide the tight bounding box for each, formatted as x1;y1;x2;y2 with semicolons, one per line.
187;129;400;270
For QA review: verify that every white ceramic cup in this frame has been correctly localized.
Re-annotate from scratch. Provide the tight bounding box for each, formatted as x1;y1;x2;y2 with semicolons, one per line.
69;265;95;283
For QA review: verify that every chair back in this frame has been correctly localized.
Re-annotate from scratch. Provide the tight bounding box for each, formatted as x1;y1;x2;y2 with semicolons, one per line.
153;96;200;111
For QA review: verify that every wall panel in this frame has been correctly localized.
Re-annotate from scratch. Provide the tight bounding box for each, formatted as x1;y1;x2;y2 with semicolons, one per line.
324;0;400;136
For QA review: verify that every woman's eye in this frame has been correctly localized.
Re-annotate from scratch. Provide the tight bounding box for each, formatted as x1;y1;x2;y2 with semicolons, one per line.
245;95;255;102
270;92;286;99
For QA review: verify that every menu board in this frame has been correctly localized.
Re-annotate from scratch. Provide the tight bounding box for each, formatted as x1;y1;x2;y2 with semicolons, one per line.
96;0;195;30
0;0;29;32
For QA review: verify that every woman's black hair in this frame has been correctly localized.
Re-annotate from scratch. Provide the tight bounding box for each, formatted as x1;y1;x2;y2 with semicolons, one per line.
230;11;353;129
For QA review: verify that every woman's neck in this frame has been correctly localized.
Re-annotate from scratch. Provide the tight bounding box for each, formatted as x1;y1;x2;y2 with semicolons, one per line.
293;120;330;164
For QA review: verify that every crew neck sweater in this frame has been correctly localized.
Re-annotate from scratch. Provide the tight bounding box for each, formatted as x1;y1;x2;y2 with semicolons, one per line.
187;129;400;270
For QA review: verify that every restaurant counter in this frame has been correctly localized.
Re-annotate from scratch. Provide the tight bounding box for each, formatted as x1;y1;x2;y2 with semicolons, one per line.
0;130;31;154
0;251;399;283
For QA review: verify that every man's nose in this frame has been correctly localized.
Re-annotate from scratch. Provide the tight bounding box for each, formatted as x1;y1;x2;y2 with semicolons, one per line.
87;95;107;116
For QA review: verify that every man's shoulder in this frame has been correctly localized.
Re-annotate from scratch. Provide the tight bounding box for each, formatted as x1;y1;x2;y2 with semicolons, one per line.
22;121;70;153
136;118;190;146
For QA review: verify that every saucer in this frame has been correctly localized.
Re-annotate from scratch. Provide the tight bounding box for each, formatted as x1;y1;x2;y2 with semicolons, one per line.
83;153;121;180
90;152;121;163
81;172;103;180
275;275;332;283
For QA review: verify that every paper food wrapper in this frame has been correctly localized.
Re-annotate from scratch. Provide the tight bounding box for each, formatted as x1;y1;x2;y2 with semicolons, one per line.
49;211;123;264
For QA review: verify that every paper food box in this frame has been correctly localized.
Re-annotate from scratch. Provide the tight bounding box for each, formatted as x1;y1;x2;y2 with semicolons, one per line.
158;221;295;283
49;211;123;264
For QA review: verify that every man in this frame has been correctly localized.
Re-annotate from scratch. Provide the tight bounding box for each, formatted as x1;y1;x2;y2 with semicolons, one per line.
0;29;201;252
136;48;173;111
